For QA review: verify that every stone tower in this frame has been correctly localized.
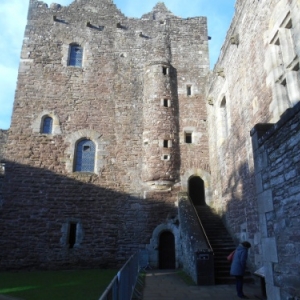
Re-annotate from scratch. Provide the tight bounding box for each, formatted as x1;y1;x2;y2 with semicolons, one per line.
0;0;210;270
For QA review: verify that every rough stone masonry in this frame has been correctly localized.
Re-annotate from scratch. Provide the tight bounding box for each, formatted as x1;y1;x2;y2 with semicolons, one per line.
0;0;210;270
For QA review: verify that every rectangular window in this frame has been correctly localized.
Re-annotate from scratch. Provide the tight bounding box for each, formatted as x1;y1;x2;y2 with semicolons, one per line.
187;85;192;96
68;223;77;249
69;45;83;67
185;132;192;144
163;140;169;148
162;67;168;75
163;99;169;107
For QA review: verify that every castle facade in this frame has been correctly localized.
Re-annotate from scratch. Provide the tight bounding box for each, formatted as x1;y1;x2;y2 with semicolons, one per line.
1;0;300;299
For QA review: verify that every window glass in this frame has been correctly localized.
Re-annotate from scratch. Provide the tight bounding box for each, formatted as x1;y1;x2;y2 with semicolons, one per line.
69;45;83;67
42;117;53;134
74;139;95;172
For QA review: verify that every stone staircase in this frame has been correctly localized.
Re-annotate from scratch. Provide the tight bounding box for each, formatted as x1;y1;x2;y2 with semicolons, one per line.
195;205;252;284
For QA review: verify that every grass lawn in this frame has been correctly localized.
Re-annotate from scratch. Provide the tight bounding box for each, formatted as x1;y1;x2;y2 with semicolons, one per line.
0;269;117;300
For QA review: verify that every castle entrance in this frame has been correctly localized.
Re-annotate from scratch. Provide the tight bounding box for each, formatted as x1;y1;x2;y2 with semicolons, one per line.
159;231;175;269
188;176;206;205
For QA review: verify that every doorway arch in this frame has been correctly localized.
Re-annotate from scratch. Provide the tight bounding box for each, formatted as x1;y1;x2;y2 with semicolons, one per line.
159;231;175;269
188;176;206;206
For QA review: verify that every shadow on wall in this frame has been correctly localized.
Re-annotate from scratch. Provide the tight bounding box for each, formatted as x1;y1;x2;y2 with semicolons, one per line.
223;161;259;271
0;160;177;271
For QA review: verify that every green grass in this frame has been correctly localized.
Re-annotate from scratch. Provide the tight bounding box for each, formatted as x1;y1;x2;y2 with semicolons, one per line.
0;269;117;300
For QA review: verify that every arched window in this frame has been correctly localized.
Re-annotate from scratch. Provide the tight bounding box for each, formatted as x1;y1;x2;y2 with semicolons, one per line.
68;44;83;67
74;139;95;172
41;116;53;134
220;97;228;138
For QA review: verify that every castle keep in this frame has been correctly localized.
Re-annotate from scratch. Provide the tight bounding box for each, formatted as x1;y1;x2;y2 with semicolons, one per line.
1;0;300;299
1;0;210;269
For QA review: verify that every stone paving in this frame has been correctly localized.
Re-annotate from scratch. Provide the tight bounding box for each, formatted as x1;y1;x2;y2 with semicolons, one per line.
142;270;264;300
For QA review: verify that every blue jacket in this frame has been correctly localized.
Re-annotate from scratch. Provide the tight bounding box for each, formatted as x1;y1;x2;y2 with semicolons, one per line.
230;244;249;276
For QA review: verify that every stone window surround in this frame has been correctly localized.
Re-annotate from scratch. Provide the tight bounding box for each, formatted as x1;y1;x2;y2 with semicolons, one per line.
181;127;202;145
214;90;231;145
161;139;172;148
268;9;300;120
41;116;53;134
60;219;83;249
32;111;61;135
184;131;193;144
161;154;170;161
65;129;108;175
62;38;87;68
220;96;229;139
161;98;171;107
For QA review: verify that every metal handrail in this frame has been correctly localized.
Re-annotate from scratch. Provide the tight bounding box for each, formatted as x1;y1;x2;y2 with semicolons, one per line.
98;252;140;300
189;198;214;253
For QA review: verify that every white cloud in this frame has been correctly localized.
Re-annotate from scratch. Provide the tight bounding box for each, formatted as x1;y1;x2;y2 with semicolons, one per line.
0;0;235;129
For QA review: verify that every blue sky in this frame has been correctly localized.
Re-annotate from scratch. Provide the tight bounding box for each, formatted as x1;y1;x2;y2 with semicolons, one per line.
0;0;235;130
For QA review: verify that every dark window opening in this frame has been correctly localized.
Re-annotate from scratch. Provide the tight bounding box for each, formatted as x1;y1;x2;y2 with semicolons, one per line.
187;86;192;96
42;116;53;134
163;140;169;148
163;155;169;160
162;67;168;75
163;99;168;107
83;145;90;151
68;223;77;249
185;133;192;144
69;44;83;67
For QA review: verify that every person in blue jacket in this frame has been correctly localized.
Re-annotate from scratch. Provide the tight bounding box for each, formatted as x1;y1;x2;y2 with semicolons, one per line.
230;241;252;299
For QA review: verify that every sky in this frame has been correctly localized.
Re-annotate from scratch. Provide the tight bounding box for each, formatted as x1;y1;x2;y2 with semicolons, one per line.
0;0;235;130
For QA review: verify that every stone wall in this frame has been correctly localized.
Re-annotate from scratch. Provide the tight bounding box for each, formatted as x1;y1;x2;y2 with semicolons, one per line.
178;193;214;284
0;130;8;162
206;0;300;299
251;102;300;300
206;0;300;298
0;130;8;209
1;0;210;270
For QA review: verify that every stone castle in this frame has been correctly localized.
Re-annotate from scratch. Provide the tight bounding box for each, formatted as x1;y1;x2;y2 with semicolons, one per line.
0;0;299;299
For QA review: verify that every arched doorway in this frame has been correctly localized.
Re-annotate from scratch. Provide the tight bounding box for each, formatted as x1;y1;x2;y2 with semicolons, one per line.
159;231;175;269
188;176;206;206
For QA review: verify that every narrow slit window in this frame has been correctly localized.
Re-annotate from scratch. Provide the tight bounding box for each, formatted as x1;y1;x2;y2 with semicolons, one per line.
185;133;192;144
187;85;192;96
163;99;168;107
162;67;168;75
68;223;77;249
163;140;169;148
